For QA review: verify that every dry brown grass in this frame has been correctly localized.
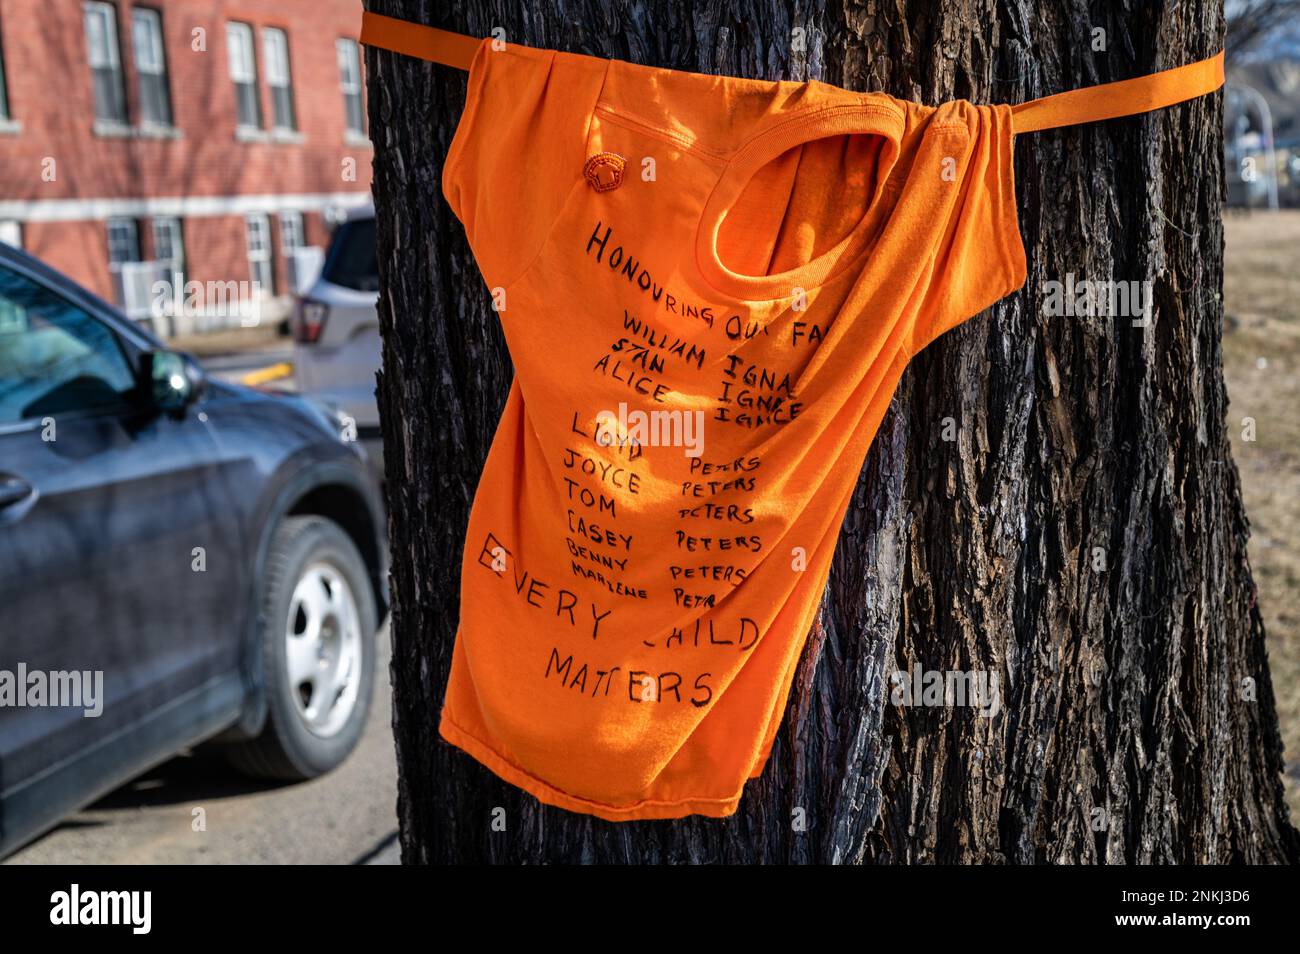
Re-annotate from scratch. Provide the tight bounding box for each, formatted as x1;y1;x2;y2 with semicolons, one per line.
1224;209;1300;817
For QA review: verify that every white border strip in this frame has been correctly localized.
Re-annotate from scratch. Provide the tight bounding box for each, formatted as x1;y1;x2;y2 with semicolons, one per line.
0;191;373;223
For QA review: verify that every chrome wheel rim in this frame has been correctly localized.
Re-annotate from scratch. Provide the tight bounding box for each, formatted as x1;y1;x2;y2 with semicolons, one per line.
285;561;363;738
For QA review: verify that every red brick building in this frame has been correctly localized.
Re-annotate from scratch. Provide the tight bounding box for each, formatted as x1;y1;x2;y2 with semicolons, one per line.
0;0;372;332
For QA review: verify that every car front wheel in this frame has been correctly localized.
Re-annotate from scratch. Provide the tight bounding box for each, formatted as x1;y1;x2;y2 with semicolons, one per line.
224;515;377;780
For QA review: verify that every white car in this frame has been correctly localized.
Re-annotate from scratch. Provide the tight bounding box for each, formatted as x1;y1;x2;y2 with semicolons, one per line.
292;204;383;476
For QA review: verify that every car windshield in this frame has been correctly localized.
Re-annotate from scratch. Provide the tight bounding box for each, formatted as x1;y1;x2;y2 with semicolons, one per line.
321;217;378;292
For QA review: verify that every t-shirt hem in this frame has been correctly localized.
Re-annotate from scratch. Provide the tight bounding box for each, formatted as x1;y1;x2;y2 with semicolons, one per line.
438;713;744;822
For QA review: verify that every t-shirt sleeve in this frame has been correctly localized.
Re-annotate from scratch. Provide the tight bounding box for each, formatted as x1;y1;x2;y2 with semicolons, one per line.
907;102;1028;356
441;40;608;290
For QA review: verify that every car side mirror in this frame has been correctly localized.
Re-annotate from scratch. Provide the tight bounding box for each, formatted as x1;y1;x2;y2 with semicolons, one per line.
143;350;206;412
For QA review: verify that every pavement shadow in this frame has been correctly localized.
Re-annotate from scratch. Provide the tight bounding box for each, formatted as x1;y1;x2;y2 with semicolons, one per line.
84;751;294;811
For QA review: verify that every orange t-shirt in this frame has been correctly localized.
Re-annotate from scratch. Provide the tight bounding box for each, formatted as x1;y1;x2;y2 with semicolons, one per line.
361;16;1223;821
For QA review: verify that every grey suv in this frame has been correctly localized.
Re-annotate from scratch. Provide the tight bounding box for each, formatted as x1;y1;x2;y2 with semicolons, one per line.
0;243;388;857
291;204;383;475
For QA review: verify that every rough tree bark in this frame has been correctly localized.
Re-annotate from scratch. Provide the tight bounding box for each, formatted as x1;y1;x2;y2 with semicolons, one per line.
367;0;1299;863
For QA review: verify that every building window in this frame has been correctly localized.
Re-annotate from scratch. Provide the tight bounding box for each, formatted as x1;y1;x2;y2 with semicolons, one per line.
336;38;365;137
280;210;317;292
279;210;304;257
106;217;140;271
131;8;172;127
0;24;11;120
245;214;273;294
85;2;127;125
226;22;261;130
151;216;184;281
262;28;296;132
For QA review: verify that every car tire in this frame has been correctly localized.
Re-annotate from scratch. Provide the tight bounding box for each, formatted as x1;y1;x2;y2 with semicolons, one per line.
224;515;377;781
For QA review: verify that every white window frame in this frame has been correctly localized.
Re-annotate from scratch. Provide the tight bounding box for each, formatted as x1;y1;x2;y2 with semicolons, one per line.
131;7;172;128
336;38;365;136
245;213;273;294
226;21;261;131
262;27;295;131
106;217;140;270
85;1;127;126
278;210;304;255
151;216;183;274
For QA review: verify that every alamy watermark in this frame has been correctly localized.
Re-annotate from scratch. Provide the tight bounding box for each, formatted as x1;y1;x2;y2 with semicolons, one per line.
890;665;1001;718
151;273;264;326
0;664;103;717
1041;272;1153;325
595;401;705;458
50;884;150;934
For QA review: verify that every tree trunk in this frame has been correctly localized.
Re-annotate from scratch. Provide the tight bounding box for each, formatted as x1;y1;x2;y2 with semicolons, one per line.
367;0;1300;863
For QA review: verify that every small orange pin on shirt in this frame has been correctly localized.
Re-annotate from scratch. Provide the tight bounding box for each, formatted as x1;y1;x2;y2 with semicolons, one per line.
583;152;625;191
